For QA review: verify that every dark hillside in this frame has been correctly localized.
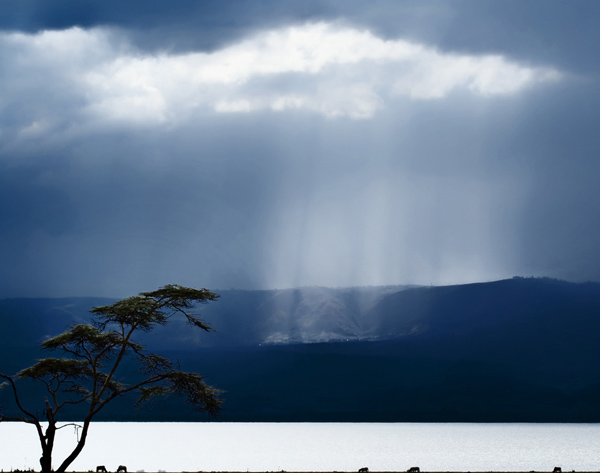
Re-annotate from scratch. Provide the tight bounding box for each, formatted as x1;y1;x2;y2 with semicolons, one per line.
0;297;115;347
368;277;600;339
1;278;600;421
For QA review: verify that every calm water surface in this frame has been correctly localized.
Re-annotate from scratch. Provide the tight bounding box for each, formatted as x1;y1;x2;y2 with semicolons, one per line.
2;423;599;472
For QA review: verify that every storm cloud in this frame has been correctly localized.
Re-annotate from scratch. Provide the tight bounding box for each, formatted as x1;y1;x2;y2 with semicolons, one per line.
1;1;599;297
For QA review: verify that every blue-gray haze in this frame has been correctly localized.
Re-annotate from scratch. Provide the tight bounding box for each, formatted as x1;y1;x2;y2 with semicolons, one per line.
1;1;599;297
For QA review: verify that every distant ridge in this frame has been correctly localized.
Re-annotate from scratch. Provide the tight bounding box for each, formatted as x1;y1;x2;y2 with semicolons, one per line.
2;278;600;421
4;278;600;348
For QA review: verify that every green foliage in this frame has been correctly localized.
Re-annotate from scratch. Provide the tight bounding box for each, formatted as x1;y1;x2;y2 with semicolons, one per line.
136;384;171;406
92;284;219;332
42;324;125;352
17;358;90;379
139;353;174;375
163;371;222;416
42;324;143;368
0;284;222;473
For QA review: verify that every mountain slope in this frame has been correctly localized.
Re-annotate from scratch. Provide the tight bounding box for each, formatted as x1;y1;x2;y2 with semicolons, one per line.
1;278;600;421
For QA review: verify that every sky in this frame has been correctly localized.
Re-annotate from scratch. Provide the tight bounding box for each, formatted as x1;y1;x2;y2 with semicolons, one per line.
1;0;600;298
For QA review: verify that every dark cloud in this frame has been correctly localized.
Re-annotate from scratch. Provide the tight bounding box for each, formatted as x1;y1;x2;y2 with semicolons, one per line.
511;83;600;281
0;1;599;297
0;0;333;53
432;1;600;75
0;163;77;238
3;0;599;75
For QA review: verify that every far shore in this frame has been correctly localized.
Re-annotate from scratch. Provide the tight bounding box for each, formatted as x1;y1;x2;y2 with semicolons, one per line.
63;469;600;473
57;469;600;472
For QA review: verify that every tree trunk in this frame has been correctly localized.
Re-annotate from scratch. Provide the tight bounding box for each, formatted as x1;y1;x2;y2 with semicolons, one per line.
40;398;56;473
55;418;91;473
40;436;54;473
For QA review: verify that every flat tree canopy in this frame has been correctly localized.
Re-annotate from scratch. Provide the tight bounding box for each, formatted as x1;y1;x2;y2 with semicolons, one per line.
0;284;222;473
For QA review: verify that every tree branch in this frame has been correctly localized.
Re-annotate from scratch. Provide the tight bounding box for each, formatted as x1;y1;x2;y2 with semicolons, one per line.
56;422;82;430
0;373;38;422
95;324;137;403
92;374;167;416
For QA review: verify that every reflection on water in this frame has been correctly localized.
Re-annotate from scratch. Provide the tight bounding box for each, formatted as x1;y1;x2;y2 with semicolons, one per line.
1;423;599;472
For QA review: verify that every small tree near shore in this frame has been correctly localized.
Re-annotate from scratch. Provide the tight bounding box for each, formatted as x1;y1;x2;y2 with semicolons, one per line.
0;284;222;473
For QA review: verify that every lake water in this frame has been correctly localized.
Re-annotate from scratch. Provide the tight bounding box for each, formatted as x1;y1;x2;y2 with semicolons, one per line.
1;423;599;472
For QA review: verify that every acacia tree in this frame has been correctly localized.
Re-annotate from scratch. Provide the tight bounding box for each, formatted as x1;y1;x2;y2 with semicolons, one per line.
0;284;222;473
